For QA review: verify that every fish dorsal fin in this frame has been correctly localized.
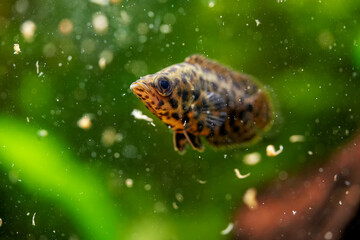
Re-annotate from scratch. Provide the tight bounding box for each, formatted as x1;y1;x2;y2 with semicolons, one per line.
185;54;234;76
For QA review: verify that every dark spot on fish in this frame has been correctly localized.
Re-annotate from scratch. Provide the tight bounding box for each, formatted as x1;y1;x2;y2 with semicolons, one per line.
229;110;236;126
168;67;177;73
145;95;149;99
233;81;241;89
182;114;189;124
217;73;226;81
193;89;200;101
182;90;189;102
169;98;178;109
247;104;253;112
199;76;205;89
157;99;164;107
177;89;182;97
238;110;245;120
151;101;155;105
232;125;240;132
219;124;227;136
210;82;218;91
171;113;180;120
148;82;155;88
137;88;145;92
174;78;180;85
182;77;188;85
197;121;204;132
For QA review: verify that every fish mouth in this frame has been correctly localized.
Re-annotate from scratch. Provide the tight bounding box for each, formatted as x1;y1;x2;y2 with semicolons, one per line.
130;81;151;95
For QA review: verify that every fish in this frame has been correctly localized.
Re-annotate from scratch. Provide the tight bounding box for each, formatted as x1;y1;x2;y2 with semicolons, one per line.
130;54;273;153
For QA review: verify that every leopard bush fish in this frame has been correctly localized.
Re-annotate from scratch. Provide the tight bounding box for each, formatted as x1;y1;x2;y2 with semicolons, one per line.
130;55;272;153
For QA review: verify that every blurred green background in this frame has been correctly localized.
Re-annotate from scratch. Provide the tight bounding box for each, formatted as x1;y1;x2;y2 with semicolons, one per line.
0;0;360;239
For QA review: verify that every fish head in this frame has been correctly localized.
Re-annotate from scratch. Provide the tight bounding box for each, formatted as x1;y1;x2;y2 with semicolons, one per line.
130;69;194;129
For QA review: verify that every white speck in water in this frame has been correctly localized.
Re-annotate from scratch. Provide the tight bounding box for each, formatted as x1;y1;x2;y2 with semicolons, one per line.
289;135;305;143
90;0;109;6
131;109;154;123
32;212;36;226
234;168;250;179
125;178;133;188
255;19;261;26
292;210;297;215
144;184;151;191
220;222;234;235
243;188;258;209
339;200;342;205
21;20;36;42
36;61;39;74
208;1;215;8
77;114;93;130
13;44;21;54
266;145;283;157
37;129;48;138
324;231;333;240
243;152;261;165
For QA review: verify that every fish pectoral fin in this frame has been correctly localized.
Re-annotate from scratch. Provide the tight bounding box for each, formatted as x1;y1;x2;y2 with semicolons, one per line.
183;131;204;152
202;92;227;127
174;132;188;154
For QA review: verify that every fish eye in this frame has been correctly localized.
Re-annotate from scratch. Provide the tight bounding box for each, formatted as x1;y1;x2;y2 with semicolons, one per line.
155;76;173;96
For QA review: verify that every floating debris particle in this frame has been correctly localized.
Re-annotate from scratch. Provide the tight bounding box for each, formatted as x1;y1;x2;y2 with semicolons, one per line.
255;19;261;26
36;60;39;74
334;174;338;182
59;18;73;35
292;210;297;215
131;109;154;123
98;49;114;70
289;135;305;143
234;168;250;179
208;1;215;8
197;179;207;184
144;184;151;191
77;114;92;130
220;222;234;235
110;0;122;4
37;129;48;138
32;212;36;226
99;57;106;70
243;188;258;209
0;218;2;227
266;145;283;157
159;24;172;34
308;150;313;155
90;0;109;6
92;13;109;34
172;201;179;210
26;117;30;123
324;231;333;240
175;193;184;202
243;152;261;165
14;44;21;54
101;127;121;147
21;20;36;42
125;178;133;188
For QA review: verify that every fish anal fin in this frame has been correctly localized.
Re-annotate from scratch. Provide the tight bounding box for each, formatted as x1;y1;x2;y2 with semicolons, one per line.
174;132;188;154
183;131;204;152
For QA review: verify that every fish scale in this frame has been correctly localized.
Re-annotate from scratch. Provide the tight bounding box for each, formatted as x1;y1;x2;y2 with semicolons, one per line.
130;54;273;153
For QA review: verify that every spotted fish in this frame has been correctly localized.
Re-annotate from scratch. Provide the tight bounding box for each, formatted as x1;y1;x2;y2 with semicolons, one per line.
130;55;272;153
